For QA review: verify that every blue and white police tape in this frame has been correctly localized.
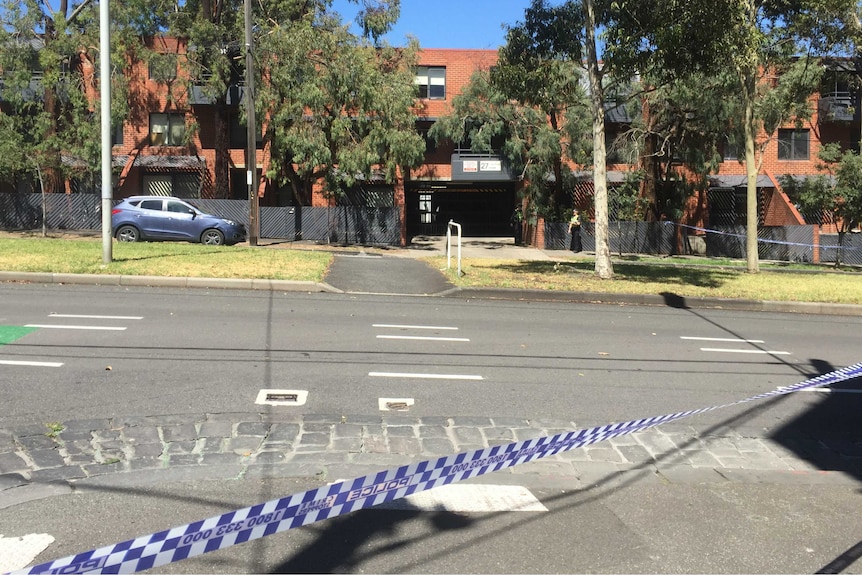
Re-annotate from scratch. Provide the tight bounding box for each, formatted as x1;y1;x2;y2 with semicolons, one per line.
9;361;862;575
669;221;859;252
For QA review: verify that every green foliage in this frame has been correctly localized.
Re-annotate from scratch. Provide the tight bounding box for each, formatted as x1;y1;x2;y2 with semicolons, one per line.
257;5;423;203
609;171;648;221
0;0;142;189
781;142;862;265
495;1;592;211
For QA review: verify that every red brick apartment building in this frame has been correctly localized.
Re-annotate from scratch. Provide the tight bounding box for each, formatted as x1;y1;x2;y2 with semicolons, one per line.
8;40;856;246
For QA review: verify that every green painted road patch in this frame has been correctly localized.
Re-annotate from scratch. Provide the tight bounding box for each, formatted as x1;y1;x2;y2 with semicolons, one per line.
0;326;38;345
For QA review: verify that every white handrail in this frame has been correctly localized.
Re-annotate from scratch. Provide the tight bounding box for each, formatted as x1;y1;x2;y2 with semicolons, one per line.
446;220;462;277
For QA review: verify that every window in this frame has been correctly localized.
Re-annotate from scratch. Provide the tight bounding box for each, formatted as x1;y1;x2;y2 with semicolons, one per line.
149;113;186;146
229;113;263;149
415;66;445;99
722;139;738;161
419;193;432;223
112;123;124;146
139;199;164;210
778;129;809;160
166;200;192;213
143;173;200;198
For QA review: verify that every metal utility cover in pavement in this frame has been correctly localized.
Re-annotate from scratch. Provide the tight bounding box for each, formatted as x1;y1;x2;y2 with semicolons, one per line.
255;389;308;406
378;397;414;411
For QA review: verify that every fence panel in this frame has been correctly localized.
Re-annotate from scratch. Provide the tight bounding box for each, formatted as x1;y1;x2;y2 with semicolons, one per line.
757;226;815;263
0;193;103;230
819;233;862;266
0;194;41;229
545;221;673;254
0;195;401;246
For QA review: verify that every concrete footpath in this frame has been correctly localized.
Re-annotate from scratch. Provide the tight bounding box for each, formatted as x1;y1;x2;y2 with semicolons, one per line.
1;237;862;573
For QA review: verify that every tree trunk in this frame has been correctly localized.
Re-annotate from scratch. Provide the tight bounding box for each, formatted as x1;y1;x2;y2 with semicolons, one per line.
742;70;760;273
741;0;760;274
549;110;564;213
584;0;613;279
214;102;230;198
639;99;660;222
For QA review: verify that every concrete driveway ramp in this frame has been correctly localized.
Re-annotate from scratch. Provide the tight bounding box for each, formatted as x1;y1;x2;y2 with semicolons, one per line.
324;252;455;295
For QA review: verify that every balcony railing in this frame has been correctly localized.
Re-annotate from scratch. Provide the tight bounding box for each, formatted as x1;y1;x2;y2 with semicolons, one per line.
819;92;859;122
188;83;245;106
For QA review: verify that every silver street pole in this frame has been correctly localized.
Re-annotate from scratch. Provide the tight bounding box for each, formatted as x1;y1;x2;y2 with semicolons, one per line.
100;0;112;263
244;0;259;246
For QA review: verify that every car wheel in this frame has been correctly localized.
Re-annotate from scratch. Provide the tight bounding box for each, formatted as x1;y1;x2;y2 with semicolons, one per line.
116;225;140;242
201;229;225;245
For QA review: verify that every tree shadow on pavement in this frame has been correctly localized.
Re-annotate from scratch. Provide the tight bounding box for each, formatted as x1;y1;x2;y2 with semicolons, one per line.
769;358;862;483
271;503;471;573
662;291;862;484
493;261;736;289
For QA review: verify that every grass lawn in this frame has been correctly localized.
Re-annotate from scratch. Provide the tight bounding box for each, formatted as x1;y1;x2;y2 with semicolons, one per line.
0;237;332;281
1;235;860;304
430;256;862;304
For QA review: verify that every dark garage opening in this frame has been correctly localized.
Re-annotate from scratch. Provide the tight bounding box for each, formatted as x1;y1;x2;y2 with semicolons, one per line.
407;186;517;238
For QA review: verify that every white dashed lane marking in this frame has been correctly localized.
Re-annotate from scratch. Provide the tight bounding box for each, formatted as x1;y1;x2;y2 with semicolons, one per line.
0;360;63;367
376;335;470;342
680;336;765;343
700;348;791;355
369;372;484;380
48;314;143;320
24;324;127;331
681;336;790;356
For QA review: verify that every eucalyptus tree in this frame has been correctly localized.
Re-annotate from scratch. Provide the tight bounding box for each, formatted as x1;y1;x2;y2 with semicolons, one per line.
618;0;859;273
0;0;145;236
0;0;99;199
255;3;424;205
167;0;246;199
428;66;591;221
780;143;862;266
489;4;592;217
473;0;736;278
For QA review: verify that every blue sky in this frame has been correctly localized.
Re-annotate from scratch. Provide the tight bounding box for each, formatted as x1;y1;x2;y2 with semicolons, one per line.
331;0;532;49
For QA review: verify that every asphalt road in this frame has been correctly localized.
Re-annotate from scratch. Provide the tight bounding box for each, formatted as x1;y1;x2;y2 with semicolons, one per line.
2;273;862;574
1;283;860;433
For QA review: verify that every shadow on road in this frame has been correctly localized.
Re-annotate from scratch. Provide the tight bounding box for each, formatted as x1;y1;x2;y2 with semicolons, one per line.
271;504;472;573
662;291;862;484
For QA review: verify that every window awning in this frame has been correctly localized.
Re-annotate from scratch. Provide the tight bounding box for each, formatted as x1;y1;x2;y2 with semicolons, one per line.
133;155;206;170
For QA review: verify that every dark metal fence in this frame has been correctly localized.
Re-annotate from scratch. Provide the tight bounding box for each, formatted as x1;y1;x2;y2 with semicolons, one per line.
703;225;817;262
260;205;399;245
820;233;862;266
0;193;102;230
544;221;675;254
2;193;857;263
543;219;854;264
0;194;401;246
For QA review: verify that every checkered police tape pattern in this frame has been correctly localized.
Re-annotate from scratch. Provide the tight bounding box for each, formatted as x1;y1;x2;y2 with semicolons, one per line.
10;362;862;575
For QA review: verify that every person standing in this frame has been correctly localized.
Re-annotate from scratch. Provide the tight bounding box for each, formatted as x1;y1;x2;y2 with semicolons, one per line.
510;205;524;245
568;209;582;252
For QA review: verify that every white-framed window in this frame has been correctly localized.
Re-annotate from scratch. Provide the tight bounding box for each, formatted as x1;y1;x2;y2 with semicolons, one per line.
419;193;432;223
415;66;445;99
777;129;809;160
149;113;186;146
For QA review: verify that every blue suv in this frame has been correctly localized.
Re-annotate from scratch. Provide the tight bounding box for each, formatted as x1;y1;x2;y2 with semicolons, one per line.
111;196;246;246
